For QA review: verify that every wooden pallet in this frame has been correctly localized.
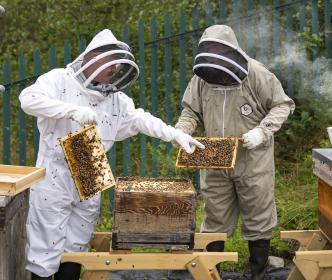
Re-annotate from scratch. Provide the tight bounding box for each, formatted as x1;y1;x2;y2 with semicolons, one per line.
61;232;238;280
281;230;332;280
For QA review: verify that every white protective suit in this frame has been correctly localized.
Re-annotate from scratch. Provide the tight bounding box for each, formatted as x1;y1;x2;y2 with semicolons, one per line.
20;29;201;277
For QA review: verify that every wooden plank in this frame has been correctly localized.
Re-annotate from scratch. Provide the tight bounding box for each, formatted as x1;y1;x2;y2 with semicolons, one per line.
62;252;238;270
283;231;327;280
186;255;216;280
194;233;227;251
280;230;322;250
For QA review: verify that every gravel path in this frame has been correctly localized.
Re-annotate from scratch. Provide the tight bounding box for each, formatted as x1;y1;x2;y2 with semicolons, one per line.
109;267;290;280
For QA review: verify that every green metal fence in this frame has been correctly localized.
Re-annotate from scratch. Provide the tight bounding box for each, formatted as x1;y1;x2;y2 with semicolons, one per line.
1;0;331;180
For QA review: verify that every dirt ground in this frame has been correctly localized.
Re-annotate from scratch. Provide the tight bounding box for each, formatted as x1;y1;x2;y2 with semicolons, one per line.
109;267;290;280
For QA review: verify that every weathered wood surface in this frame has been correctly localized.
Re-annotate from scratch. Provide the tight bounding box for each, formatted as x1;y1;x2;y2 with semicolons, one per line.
0;190;30;280
312;148;332;188
112;178;196;250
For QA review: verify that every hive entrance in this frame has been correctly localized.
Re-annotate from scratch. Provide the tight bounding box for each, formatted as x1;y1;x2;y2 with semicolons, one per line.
176;137;240;169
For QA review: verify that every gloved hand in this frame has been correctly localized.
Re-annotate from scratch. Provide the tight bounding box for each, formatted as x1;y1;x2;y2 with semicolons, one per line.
68;106;97;126
172;129;205;154
242;127;264;149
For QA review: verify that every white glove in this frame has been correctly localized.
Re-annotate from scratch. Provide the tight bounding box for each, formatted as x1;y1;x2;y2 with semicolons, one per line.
242;127;265;149
173;129;205;154
68;106;97;126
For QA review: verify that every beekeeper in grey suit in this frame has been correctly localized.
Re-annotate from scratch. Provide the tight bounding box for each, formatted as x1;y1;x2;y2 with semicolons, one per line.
173;25;295;280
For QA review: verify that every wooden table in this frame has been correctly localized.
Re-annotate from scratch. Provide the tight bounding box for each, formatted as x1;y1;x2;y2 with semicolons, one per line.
281;149;332;280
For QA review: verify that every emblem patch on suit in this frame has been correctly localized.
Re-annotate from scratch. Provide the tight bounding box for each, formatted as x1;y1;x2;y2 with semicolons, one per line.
240;103;252;116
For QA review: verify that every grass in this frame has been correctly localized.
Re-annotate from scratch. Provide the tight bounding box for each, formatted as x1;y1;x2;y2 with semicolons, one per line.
95;152;318;273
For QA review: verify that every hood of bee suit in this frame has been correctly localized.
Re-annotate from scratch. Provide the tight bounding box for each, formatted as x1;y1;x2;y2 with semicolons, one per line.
68;29;139;98
193;25;249;88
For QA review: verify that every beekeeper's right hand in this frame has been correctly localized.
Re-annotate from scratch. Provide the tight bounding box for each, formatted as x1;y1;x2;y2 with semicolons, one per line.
68;106;97;126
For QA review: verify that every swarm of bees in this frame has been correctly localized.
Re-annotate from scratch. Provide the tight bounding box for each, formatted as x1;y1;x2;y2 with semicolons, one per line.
176;137;238;169
60;125;115;200
116;177;194;193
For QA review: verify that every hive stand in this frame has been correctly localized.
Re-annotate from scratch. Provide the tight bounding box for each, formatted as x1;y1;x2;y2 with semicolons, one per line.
61;232;238;280
281;230;332;280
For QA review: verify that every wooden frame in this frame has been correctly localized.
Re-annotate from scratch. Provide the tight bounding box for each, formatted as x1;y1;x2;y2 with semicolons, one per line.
59;124;116;201
175;137;241;169
281;230;332;280
0;164;45;196
62;232;237;280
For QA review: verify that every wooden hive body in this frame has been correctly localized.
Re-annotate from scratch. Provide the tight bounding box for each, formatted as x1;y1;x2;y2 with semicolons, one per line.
112;177;196;250
313;148;332;242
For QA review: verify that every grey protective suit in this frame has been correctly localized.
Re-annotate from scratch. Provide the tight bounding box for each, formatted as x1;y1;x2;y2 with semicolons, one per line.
175;25;295;240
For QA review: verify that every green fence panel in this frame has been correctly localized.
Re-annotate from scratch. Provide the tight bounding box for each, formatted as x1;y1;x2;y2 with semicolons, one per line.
232;0;240;37
311;0;319;91
192;7;199;61
33;50;42;162
18;55;26;165
325;0;332;59
150;17;159;178
48;47;57;70
138;19;147;176
179;10;186;110
219;0;227;22
299;4;306;85
2;60;11;164
259;0;268;65
78;36;86;54
272;0;281;77
205;0;213;26
122;24;131;177
286;2;294;98
246;0;255;57
164;14;173;155
63;41;72;67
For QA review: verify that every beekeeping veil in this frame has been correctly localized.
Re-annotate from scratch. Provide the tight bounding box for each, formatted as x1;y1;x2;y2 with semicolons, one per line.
193;25;249;87
69;29;139;97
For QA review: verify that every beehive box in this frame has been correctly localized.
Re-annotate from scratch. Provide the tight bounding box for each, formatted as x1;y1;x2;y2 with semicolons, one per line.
176;137;240;169
112;177;196;250
59;125;116;201
313;148;332;242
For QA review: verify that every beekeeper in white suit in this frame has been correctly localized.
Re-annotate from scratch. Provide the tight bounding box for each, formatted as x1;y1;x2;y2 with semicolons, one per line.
173;25;295;280
19;29;204;280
